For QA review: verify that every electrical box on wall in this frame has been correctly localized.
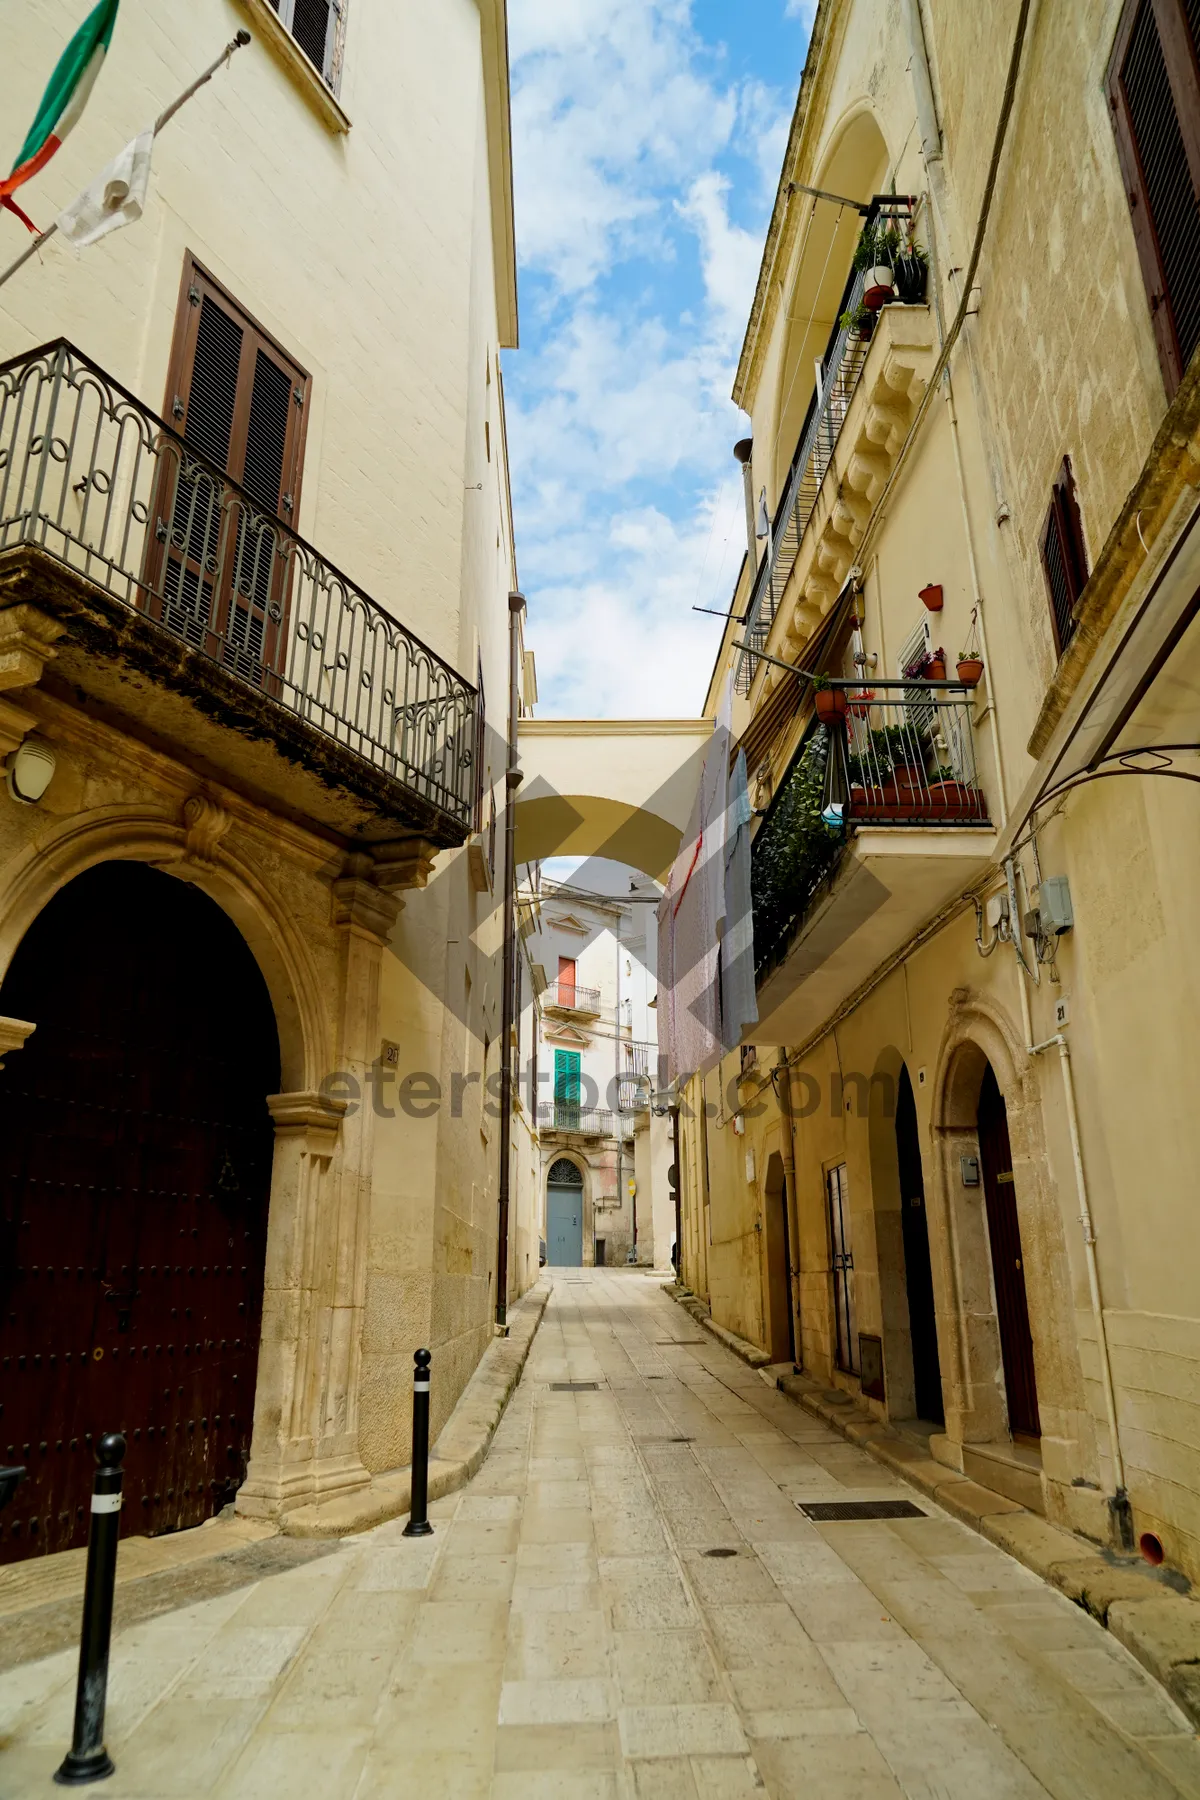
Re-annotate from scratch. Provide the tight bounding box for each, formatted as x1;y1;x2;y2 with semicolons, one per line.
961;1155;980;1187
1036;875;1074;935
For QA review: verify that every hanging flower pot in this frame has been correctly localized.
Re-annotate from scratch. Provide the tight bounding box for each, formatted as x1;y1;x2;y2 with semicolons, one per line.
956;657;984;686
814;686;848;724
863;266;895;311
918;583;944;612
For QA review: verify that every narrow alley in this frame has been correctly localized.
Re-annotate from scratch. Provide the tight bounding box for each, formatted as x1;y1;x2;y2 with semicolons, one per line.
3;1271;1196;1799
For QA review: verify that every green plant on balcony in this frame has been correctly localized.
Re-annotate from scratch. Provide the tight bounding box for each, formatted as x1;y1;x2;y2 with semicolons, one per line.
751;731;844;979
847;724;928;782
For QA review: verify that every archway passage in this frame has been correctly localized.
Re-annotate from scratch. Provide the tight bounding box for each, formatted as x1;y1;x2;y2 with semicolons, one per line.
895;1068;943;1424
0;862;280;1564
978;1064;1041;1439
546;1157;584;1266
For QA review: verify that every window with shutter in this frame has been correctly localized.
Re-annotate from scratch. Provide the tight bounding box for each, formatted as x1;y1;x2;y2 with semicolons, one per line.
268;0;341;88
1108;0;1200;396
150;257;310;686
1040;458;1089;657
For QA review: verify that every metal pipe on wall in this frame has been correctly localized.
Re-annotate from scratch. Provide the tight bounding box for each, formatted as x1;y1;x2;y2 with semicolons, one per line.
495;589;525;1329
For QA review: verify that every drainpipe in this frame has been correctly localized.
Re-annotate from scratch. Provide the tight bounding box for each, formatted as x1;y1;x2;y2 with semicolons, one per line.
733;439;757;569
775;1048;803;1368
495;589;525;1329
901;0;942;164
1027;1031;1132;1548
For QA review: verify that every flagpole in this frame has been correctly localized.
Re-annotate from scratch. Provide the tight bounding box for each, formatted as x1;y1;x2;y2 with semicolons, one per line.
0;29;251;296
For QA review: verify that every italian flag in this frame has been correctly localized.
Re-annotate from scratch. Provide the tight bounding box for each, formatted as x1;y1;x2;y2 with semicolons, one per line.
1;1;120;228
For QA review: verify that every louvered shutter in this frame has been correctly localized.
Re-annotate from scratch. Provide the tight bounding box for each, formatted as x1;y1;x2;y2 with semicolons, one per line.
154;259;310;683
1108;0;1200;395
268;0;337;83
1040;459;1089;656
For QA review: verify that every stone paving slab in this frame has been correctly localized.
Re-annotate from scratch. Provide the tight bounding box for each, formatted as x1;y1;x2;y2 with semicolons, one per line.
2;1269;1198;1798
762;1362;1200;1730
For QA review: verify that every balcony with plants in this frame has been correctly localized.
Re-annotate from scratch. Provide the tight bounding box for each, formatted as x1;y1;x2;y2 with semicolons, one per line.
737;198;937;707
751;668;996;1045
0;341;479;850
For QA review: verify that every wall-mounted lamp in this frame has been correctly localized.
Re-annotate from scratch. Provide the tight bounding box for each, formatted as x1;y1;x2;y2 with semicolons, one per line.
6;740;56;805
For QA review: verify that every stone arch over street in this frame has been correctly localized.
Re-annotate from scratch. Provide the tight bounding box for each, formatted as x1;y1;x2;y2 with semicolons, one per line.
515;718;712;882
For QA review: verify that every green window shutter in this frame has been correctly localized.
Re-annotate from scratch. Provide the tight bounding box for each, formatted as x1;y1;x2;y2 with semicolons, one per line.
554;1050;581;1104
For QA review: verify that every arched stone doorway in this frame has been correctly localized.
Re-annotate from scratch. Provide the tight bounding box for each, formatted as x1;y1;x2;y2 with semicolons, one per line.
895;1067;943;1424
546;1157;584;1266
0;862;280;1563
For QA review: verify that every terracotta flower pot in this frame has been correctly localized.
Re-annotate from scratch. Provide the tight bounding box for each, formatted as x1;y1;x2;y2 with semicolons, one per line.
919;583;944;611
814;687;847;723
927;658;946;681
956;657;984;686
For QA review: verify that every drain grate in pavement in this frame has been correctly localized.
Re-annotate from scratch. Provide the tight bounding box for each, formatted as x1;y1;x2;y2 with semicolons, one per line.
549;1381;600;1391
702;1547;739;1558
799;1499;927;1522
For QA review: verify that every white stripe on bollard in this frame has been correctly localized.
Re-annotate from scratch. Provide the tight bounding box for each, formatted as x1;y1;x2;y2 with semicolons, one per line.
91;1493;122;1514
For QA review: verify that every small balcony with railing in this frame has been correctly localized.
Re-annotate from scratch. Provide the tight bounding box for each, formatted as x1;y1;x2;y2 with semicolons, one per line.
542;980;603;1017
751;678;996;1045
537;1103;617;1140
737;198;937;707
0;342;479;849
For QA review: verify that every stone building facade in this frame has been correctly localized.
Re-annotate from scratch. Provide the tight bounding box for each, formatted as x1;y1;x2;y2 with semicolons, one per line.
676;0;1200;1582
0;0;537;1559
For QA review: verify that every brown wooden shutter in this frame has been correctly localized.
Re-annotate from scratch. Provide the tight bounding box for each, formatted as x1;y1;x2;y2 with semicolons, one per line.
1108;0;1200;396
152;257;311;682
1040;458;1089;657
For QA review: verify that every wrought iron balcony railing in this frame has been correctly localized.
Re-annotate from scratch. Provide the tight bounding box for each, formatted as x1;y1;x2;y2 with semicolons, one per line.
736;197;918;696
545;981;602;1013
0;341;479;833
751;681;987;981
538;1103;615;1136
620;1039;658;1079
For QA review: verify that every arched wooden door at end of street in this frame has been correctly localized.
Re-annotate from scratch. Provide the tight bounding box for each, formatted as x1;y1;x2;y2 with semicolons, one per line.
546;1158;584;1266
0;861;281;1565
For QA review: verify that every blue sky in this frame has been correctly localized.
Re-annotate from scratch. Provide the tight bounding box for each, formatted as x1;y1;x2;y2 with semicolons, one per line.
504;1;815;720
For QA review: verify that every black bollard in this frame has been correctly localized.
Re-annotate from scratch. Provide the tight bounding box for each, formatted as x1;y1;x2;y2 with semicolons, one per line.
402;1347;434;1538
55;1433;125;1786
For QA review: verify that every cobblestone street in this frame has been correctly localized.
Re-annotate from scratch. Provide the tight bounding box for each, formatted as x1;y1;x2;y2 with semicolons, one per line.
3;1271;1198;1798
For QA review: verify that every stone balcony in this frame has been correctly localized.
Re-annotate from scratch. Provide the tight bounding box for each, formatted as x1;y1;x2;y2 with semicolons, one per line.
0;341;479;855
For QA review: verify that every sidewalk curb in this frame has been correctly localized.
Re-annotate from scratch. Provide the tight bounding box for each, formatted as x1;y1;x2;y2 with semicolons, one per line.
663;1282;771;1368
774;1368;1200;1728
280;1276;552;1540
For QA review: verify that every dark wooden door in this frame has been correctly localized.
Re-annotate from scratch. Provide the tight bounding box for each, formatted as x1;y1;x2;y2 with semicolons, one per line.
763;1153;794;1365
0;862;279;1564
895;1068;943;1424
977;1064;1041;1439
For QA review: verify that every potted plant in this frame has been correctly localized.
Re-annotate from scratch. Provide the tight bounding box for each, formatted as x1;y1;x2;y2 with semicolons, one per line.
893;234;929;304
853;218;901;311
838;300;875;342
927;646;947;680
812;674;847;724
956;610;984;685
918;582;944;612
